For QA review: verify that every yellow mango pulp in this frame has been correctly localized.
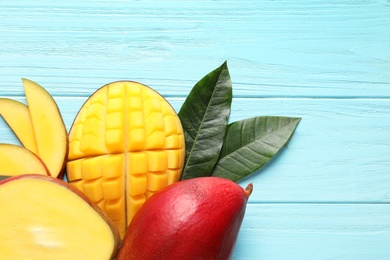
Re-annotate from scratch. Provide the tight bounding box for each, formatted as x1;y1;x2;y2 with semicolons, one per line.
66;81;185;238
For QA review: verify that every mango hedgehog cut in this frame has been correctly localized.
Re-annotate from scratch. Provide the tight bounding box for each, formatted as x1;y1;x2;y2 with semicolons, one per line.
66;81;185;238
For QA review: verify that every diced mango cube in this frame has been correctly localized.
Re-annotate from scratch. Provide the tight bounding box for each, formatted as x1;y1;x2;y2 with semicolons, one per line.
102;176;124;201
127;152;147;174
146;172;168;191
145;131;165;150
146;151;167;172
81;157;103;180
164;114;178;136
128;111;144;128
126;194;146;223
127;128;145;151
127;174;147;196
105;196;125;221
66;159;83;180
166;149;184;169
83;178;103;202
102;154;125;179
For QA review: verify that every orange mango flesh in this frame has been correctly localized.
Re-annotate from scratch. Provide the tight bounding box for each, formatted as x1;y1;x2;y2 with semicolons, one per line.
66;81;185;238
0;144;49;176
0;98;38;154
0;175;119;260
22;78;68;178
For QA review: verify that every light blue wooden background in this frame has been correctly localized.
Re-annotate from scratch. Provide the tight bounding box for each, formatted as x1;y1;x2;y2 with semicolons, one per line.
1;1;390;259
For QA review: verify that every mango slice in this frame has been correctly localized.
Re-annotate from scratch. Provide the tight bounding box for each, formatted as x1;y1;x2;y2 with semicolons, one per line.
22;79;68;178
0;144;50;176
0;98;38;154
66;81;185;238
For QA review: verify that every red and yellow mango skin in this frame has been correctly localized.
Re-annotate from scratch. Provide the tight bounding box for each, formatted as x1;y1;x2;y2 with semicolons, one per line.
117;177;253;260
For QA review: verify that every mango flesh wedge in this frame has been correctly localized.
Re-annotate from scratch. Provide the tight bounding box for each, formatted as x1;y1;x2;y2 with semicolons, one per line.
0;144;50;176
0;174;120;260
66;81;185;238
22;78;68;178
0;98;38;154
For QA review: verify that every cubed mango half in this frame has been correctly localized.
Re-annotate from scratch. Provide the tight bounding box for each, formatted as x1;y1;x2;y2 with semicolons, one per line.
66;81;185;238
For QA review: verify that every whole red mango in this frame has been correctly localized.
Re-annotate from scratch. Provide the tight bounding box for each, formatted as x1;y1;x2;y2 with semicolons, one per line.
117;176;253;260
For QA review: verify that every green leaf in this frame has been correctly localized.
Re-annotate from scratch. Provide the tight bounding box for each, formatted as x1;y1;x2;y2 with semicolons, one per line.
178;61;232;180
212;116;301;182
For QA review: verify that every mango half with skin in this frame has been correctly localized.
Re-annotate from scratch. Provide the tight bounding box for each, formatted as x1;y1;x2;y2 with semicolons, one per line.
66;81;185;238
0;174;120;260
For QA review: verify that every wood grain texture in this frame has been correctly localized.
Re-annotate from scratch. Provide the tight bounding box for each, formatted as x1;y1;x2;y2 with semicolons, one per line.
0;0;389;259
0;1;389;97
233;203;390;259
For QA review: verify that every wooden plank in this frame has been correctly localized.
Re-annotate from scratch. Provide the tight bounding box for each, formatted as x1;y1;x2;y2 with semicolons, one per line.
233;203;390;259
0;0;389;97
1;96;389;203
0;1;389;259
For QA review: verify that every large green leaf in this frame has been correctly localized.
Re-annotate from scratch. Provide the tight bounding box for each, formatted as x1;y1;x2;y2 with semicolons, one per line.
178;61;232;180
212;116;301;182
